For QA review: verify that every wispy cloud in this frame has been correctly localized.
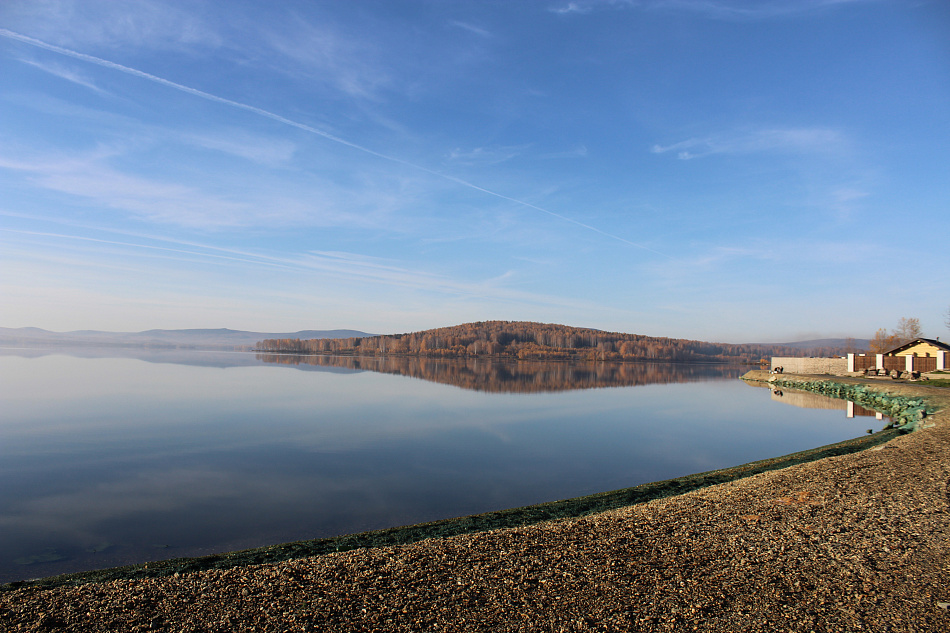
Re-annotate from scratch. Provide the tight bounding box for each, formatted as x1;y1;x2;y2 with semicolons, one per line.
1;157;250;228
177;129;297;166
638;236;871;309
0;28;670;257
0;145;406;230
830;187;869;204
3;81;295;168
550;0;875;20
0;227;297;273
449;21;493;38
2;0;221;51
446;145;528;166
826;186;870;220
0;223;602;313
652;0;873;20
651;127;848;160
448;144;587;163
257;17;390;101
15;56;106;94
540;145;589;159
550;2;594;15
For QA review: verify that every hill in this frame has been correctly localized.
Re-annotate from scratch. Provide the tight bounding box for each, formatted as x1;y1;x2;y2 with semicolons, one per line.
257;321;855;363
776;338;870;351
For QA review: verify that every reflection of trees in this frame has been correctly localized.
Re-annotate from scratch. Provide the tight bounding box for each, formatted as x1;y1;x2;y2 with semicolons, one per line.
256;354;743;393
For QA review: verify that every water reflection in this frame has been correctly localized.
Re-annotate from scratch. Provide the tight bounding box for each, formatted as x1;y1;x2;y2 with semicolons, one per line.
760;385;882;419
1;346;273;369
256;353;743;392
0;349;873;584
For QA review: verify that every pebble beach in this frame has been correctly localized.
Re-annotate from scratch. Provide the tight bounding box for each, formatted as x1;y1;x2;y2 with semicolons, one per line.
2;372;948;632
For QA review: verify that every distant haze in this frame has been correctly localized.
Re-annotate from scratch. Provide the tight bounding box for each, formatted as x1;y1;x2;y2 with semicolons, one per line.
776;339;871;351
0;327;372;350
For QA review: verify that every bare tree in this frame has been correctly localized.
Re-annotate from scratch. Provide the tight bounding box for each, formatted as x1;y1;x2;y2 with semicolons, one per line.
893;317;922;345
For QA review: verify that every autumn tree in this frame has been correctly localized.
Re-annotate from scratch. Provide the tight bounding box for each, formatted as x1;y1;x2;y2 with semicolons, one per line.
255;320;856;363
868;328;898;354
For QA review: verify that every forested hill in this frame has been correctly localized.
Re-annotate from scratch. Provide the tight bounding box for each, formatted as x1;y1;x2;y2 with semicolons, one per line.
256;321;848;363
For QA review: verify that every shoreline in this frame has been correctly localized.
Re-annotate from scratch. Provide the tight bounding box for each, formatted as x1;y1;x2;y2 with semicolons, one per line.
3;372;948;631
2;426;899;591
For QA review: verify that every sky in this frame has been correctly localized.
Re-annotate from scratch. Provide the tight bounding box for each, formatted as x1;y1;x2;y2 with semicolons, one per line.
1;0;948;343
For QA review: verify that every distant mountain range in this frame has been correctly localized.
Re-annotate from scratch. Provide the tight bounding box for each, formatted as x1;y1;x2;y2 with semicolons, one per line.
0;327;373;350
774;338;871;351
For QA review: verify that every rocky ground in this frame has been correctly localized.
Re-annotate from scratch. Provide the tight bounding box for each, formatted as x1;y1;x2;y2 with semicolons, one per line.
2;374;948;632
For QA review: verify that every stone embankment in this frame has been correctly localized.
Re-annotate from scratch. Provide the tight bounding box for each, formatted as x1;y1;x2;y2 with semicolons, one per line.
1;372;948;632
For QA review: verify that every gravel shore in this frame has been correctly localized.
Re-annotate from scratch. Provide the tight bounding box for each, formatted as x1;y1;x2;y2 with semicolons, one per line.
2;373;948;632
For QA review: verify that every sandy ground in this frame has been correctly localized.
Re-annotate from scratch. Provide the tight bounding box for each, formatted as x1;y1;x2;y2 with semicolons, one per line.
2;373;948;632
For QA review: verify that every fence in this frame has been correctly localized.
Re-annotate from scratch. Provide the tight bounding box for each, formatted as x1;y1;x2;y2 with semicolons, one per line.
847;352;947;373
882;356;905;371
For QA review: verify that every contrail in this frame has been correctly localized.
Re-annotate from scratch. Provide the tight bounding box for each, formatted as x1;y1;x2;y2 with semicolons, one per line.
0;28;670;258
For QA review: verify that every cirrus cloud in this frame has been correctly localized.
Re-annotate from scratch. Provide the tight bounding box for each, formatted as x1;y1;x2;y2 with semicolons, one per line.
651;127;848;160
551;0;875;20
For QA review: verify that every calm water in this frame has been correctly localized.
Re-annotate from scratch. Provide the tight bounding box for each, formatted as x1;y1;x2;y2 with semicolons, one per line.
0;349;880;583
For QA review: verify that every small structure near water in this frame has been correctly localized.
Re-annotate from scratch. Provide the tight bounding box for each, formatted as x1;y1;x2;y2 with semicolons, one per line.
849;338;949;374
771;338;949;376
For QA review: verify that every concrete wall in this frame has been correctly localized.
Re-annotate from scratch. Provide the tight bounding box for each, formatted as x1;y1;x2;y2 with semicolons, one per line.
770;356;848;375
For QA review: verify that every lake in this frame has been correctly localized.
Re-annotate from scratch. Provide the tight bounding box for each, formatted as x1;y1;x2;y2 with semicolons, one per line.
0;348;882;583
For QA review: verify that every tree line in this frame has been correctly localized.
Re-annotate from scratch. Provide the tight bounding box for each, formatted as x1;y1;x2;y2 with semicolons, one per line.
256;321;851;363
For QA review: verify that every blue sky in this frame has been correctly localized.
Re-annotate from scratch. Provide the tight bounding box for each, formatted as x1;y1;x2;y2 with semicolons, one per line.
1;0;947;343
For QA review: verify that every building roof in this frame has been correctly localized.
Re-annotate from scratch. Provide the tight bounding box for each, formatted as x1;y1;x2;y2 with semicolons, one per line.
883;337;950;355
